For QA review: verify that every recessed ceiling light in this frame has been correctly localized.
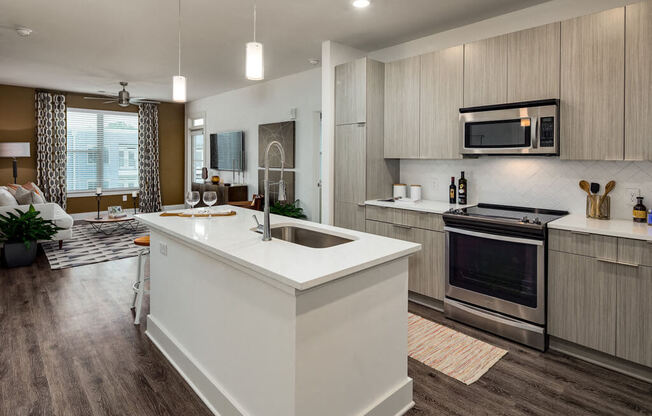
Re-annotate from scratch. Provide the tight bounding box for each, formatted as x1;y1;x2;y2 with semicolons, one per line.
352;0;370;8
308;58;320;65
15;26;33;37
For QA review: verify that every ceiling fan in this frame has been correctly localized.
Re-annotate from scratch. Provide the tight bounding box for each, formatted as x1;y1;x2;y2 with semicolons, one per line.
83;82;160;107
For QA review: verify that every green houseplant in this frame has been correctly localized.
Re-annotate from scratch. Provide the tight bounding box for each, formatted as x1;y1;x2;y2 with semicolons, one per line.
270;200;307;219
0;205;60;268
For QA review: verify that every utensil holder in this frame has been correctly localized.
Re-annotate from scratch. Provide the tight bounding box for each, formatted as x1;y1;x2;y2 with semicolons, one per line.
586;195;610;219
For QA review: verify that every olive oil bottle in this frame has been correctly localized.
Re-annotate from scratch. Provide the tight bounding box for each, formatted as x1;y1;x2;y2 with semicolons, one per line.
449;177;456;203
458;171;467;205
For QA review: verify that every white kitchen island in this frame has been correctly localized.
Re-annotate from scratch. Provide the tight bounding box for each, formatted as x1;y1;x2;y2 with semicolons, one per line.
135;207;420;416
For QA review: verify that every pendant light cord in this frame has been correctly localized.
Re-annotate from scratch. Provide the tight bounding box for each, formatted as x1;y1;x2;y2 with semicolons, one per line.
253;4;257;42
178;0;181;76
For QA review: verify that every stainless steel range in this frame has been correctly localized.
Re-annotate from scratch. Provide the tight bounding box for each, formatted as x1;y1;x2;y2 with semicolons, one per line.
443;204;567;351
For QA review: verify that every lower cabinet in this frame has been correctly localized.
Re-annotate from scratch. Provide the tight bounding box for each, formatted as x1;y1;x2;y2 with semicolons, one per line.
616;264;652;367
366;217;445;301
334;201;365;232
548;251;617;355
549;246;652;368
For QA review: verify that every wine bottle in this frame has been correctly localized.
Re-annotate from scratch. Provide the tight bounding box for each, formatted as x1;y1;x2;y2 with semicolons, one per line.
449;177;456;204
458;171;467;205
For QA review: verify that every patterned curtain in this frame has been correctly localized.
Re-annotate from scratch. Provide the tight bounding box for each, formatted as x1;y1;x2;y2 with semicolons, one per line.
35;92;67;209
137;103;162;212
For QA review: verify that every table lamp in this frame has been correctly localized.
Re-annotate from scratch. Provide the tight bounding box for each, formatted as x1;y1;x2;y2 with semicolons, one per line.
0;142;31;184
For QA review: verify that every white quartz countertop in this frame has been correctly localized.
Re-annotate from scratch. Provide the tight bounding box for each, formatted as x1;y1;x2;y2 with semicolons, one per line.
549;214;652;241
135;207;420;291
364;199;475;214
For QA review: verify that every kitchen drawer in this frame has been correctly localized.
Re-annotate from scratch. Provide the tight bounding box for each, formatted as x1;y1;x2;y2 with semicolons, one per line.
618;238;652;267
395;209;444;232
548;229;618;260
365;205;396;223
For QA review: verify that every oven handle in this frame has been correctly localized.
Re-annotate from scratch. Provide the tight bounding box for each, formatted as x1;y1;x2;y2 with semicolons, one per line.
444;226;543;246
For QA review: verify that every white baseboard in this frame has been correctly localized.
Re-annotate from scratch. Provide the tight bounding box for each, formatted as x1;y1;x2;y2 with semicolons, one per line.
70;204;185;220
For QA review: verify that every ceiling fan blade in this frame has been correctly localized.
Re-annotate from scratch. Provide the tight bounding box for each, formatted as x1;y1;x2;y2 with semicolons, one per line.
84;96;118;100
131;99;161;104
103;100;117;104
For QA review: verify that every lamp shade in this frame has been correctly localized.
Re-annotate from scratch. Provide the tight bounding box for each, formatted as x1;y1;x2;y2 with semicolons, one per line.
246;42;264;80
0;142;30;158
173;75;187;102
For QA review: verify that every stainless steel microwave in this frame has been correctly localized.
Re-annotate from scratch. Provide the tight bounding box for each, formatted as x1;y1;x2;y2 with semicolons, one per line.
459;99;559;155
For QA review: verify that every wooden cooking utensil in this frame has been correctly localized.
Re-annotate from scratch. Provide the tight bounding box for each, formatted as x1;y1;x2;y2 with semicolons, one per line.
579;180;591;195
599;180;616;206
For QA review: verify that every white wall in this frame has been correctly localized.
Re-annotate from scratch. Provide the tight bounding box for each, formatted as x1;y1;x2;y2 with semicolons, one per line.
402;158;652;220
186;68;321;221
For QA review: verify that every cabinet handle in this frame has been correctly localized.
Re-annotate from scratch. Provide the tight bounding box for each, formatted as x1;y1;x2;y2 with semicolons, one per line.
596;257;639;268
393;224;412;230
357;203;366;207
570;231;591;236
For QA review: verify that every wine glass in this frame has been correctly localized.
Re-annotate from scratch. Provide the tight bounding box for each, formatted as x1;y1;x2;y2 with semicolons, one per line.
203;191;217;214
186;191;200;216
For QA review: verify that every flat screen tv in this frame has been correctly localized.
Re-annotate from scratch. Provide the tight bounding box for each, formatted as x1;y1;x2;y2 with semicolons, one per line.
210;131;244;171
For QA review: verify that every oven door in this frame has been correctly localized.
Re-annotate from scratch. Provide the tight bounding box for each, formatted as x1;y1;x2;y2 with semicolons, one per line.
445;226;545;324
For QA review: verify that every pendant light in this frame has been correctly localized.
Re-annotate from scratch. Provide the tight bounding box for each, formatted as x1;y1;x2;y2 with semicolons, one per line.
246;4;264;81
173;0;187;102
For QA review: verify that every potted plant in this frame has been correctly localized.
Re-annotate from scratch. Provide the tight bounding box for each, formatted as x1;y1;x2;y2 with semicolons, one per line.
270;200;307;219
0;205;60;268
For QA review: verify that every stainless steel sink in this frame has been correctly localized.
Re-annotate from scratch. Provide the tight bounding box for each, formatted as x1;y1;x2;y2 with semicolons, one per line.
255;225;354;248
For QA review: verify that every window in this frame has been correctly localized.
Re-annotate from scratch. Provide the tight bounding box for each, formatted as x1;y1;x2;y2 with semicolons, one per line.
67;108;139;193
191;131;205;182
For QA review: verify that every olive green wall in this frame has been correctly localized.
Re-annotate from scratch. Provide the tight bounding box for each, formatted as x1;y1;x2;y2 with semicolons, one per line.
0;84;185;213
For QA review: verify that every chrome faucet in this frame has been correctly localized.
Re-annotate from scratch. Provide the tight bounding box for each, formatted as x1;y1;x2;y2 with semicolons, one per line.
260;140;287;241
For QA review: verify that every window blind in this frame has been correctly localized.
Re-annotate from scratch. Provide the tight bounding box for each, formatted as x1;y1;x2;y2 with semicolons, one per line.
66;108;139;193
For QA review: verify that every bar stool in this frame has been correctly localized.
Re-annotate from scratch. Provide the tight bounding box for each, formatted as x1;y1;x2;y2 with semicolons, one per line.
132;235;150;325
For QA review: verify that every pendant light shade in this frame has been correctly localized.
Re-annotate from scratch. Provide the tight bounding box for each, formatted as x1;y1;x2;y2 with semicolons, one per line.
173;75;187;102
246;4;264;81
246;42;264;80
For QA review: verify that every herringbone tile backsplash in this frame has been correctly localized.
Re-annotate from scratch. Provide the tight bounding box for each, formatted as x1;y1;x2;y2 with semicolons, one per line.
401;158;652;219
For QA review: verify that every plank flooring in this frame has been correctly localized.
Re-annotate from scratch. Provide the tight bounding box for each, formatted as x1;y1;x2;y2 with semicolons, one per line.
1;251;651;415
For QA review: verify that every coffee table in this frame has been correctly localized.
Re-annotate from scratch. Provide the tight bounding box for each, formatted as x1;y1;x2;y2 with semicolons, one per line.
85;216;140;235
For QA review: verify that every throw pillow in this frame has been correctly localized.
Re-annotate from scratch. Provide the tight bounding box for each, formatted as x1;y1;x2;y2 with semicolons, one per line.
23;182;45;197
0;188;18;206
14;187;45;205
5;184;20;196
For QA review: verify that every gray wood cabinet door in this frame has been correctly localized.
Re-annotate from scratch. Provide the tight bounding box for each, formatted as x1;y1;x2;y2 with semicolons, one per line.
406;228;445;301
560;8;625;160
616;265;652;367
335;58;366;125
507;23;561;102
625;1;652;160
384;56;420;158
334;124;366;204
420;46;464;159
548;251;617;355
334;201;365;232
463;35;509;107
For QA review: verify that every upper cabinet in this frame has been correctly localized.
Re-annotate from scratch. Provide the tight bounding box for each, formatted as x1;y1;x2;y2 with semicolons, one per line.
420;46;464;159
384;56;420;158
560;8;625;160
507;23;561;102
463;35;509;107
625;0;652;160
335;59;366;125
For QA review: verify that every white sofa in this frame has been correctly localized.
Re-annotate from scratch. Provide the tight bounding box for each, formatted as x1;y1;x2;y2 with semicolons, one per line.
0;203;73;248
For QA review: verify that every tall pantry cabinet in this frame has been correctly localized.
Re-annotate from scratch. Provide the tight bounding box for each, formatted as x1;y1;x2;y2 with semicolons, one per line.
334;58;399;231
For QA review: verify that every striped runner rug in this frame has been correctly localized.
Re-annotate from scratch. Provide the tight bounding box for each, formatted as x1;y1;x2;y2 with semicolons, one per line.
408;313;507;385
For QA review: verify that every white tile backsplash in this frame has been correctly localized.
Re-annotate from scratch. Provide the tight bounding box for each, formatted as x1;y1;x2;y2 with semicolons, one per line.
400;158;652;219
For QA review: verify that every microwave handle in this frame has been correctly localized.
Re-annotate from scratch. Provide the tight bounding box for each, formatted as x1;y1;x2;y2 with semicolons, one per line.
531;117;539;149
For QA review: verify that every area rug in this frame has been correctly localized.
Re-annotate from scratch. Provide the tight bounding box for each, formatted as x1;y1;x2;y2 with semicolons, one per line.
42;223;149;270
408;313;507;385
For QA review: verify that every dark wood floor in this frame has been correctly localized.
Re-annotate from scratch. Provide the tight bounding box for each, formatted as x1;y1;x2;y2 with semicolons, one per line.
1;251;651;416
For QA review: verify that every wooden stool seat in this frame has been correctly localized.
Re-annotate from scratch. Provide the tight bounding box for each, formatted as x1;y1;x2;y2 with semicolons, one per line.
134;236;150;247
